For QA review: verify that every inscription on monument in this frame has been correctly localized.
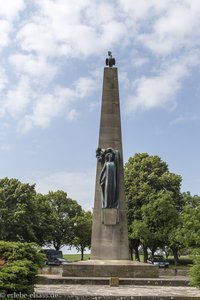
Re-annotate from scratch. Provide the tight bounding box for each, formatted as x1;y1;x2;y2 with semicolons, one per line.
101;208;119;225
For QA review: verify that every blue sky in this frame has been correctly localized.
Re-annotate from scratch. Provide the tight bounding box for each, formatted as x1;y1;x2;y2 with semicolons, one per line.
0;0;200;211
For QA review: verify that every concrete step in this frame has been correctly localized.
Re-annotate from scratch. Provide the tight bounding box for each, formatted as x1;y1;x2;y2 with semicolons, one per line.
37;274;190;287
34;284;200;300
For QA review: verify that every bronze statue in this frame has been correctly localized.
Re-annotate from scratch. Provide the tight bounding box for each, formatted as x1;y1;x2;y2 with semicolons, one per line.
96;147;119;208
105;51;116;67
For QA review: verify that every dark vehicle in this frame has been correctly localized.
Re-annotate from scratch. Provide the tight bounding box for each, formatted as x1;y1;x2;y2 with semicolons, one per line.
42;249;63;260
147;255;169;268
46;257;71;266
41;249;71;266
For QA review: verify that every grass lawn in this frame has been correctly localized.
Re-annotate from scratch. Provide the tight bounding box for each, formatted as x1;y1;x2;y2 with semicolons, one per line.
63;254;192;269
167;256;192;269
63;253;90;261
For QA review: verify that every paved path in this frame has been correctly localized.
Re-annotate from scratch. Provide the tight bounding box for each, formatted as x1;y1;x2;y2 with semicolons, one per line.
35;284;200;299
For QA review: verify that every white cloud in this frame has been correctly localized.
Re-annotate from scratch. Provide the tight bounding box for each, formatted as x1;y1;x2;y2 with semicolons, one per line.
16;0;127;58
9;54;58;81
0;0;25;20
18;86;76;132
117;0;171;22
0;65;99;133
132;56;149;68
16;21;60;58
74;77;98;98
118;71;131;91
0;76;31;118
118;0;200;56
0;0;25;50
17;73;98;133
33;169;95;210
4;1;200;66
0;68;8;92
0;20;12;49
85;2;116;26
1;0;200;131
125;53;198;112
139;2;200;55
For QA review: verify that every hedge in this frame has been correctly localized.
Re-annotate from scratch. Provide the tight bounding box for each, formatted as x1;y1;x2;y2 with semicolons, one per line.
0;241;45;295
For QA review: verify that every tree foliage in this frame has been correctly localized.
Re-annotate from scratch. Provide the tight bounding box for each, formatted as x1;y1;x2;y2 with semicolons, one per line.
179;192;200;248
0;178;40;243
45;190;83;250
72;210;92;260
124;153;182;262
190;248;200;288
0;178;93;292
0;241;44;295
0;178;92;253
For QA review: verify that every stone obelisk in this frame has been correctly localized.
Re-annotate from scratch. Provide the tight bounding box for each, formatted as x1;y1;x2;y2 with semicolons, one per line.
62;54;159;277
91;53;129;260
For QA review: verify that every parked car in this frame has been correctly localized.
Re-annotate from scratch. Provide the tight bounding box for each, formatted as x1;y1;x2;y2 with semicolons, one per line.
147;255;169;268
42;249;63;260
46;257;71;266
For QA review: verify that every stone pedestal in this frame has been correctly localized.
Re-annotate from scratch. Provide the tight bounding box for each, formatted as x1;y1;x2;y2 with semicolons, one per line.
62;260;159;278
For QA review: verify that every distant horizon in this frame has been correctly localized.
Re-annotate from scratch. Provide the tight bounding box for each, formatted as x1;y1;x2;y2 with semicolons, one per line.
42;245;90;255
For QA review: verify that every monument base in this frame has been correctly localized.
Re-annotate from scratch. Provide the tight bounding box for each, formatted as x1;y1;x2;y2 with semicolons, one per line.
62;260;159;278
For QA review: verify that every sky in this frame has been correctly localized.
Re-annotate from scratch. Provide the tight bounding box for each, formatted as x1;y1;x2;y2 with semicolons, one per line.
1;0;200;212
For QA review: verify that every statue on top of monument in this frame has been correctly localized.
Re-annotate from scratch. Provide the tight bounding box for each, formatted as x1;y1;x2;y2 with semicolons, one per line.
105;51;116;67
96;147;119;209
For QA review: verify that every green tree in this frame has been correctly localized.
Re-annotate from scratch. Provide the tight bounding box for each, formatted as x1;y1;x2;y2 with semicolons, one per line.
0;178;41;244
124;153;182;262
179;192;200;248
0;241;44;295
33;193;55;245
46;190;83;250
190;248;200;288
166;192;200;265
72;210;92;260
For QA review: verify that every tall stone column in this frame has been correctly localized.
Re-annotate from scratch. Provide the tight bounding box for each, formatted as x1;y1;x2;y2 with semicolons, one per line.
91;66;129;260
63;59;159;278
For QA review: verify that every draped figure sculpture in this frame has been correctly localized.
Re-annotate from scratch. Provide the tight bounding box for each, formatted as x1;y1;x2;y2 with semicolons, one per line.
96;147;119;209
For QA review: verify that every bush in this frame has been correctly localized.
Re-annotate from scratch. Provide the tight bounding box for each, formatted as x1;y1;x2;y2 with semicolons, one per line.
0;241;45;295
189;249;200;288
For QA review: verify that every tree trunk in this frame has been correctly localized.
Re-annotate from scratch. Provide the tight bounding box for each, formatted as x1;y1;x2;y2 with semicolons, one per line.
81;247;84;261
172;248;179;265
165;248;169;259
143;245;148;263
53;240;61;251
130;239;140;261
150;248;156;258
129;246;133;261
135;247;140;261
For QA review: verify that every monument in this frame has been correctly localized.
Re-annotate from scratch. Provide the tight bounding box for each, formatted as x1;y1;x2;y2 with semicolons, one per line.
62;52;158;278
90;51;129;260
